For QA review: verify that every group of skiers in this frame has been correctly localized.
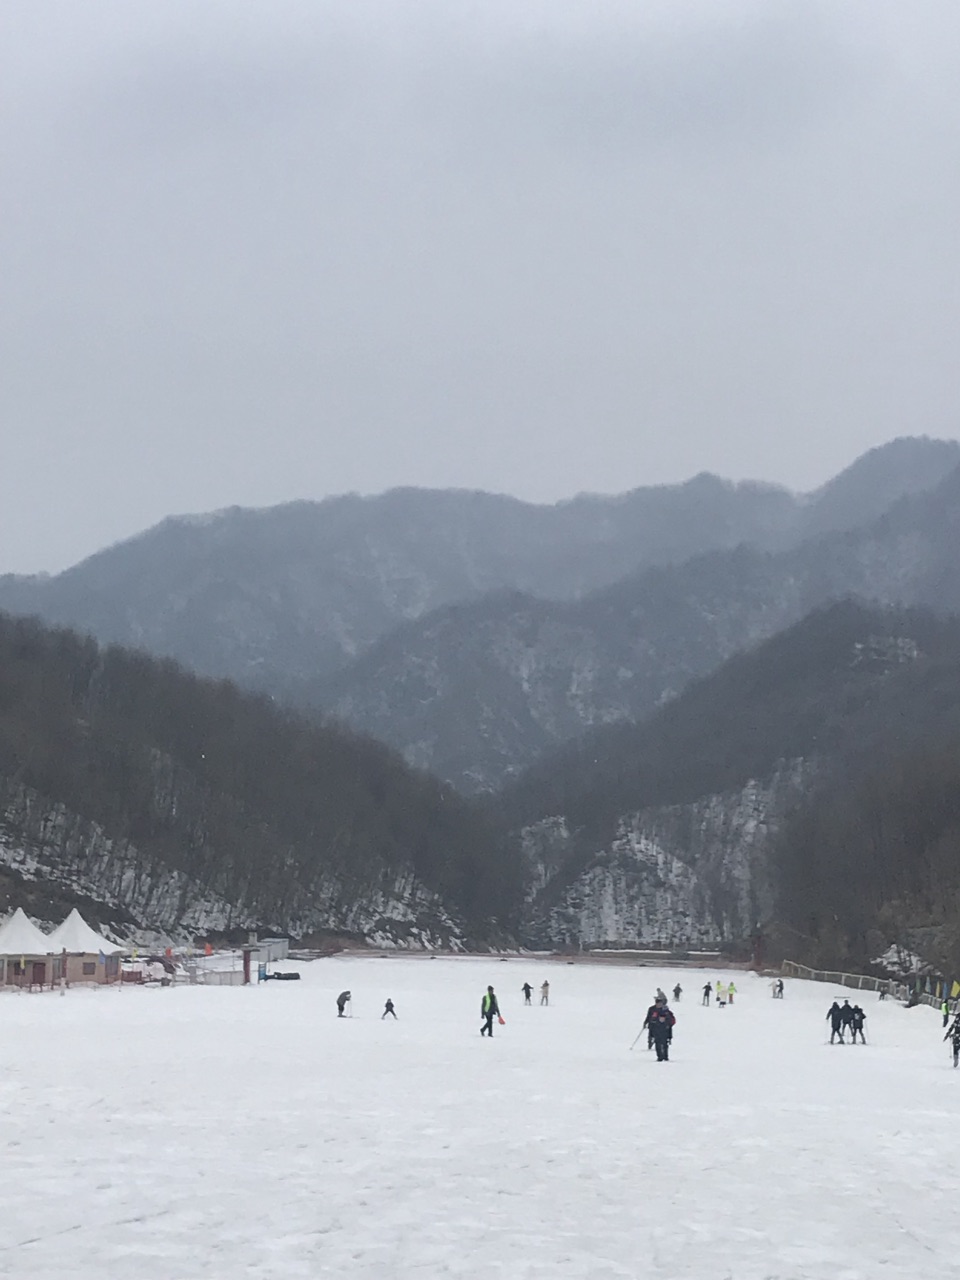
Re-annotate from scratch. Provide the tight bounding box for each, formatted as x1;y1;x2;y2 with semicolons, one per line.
701;979;739;1006
521;980;550;1006
826;998;867;1043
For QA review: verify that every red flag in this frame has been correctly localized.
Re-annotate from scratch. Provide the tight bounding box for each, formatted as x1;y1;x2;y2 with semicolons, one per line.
204;942;213;956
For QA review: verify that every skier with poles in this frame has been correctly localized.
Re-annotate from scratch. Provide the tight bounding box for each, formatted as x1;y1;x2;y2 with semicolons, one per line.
945;1012;960;1067
336;990;352;1018
480;985;501;1037
641;994;676;1062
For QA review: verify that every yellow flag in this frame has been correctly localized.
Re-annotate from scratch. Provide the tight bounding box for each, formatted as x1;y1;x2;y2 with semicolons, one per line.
951;981;960;998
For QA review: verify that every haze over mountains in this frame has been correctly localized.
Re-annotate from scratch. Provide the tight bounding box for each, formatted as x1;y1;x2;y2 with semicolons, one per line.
3;434;960;966
0;436;958;791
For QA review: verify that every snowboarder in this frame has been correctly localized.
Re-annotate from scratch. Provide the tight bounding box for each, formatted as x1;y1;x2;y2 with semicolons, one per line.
850;1005;866;1043
702;981;712;1006
522;982;533;1005
336;990;351;1017
540;980;550;1006
945;1014;960;1067
642;995;676;1062
673;983;682;1002
827;1000;845;1043
382;998;397;1020
480;985;501;1037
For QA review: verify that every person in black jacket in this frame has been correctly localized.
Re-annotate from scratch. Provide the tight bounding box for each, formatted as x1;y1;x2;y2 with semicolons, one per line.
850;1005;866;1043
642;995;676;1061
522;982;533;1005
827;1000;844;1043
840;999;855;1036
480;986;500;1037
945;1014;960;1067
702;981;712;1006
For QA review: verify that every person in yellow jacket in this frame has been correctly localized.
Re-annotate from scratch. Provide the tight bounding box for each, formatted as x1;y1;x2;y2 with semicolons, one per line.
716;980;726;1007
480;985;501;1037
727;981;736;1005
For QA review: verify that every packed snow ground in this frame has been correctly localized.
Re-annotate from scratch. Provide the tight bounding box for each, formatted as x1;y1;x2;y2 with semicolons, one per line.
2;958;959;1280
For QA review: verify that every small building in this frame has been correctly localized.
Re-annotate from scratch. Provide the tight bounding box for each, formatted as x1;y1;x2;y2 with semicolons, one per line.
0;908;61;990
47;908;123;985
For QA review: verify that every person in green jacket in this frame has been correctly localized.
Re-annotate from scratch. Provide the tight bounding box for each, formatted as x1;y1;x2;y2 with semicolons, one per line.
480;986;501;1037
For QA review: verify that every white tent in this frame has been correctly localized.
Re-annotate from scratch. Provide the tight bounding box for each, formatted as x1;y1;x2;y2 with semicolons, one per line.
47;908;122;955
0;907;54;956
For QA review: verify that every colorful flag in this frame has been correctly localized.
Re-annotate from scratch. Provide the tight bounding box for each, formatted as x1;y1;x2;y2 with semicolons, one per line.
952;981;960;998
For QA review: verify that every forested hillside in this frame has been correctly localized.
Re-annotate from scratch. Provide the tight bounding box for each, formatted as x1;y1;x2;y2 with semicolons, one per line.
0;614;515;944
497;601;960;968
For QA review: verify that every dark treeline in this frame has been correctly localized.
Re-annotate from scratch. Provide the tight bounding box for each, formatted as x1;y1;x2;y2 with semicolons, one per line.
497;600;960;837
776;741;960;973
0;613;517;935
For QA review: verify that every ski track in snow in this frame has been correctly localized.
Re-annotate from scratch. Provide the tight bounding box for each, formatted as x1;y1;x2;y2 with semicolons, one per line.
1;959;958;1280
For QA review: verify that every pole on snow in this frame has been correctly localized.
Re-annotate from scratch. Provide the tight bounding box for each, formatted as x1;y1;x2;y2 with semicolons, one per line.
629;1029;644;1050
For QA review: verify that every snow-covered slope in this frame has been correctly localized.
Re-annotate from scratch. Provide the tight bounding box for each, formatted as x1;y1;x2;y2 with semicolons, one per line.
3;955;956;1279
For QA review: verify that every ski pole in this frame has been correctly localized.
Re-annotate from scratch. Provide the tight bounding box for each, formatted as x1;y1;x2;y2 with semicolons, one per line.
629;1029;644;1050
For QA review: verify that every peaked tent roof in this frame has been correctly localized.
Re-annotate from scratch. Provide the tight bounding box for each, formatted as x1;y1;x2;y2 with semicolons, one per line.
0;907;55;956
47;908;123;955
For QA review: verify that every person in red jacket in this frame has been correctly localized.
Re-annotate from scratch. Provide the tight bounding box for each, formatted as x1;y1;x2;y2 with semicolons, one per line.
642;995;676;1061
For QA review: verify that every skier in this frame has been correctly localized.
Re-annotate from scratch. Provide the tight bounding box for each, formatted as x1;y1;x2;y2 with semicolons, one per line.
944;1013;960;1067
716;981;727;1008
540;980;550;1006
702;981;712;1006
642;994;676;1062
850;1005;866;1044
840;999;855;1038
480;985;501;1037
382;998;397;1020
776;978;785;999
656;987;667;1003
673;983;682;1002
336;990;352;1017
942;999;951;1028
522;982;533;1005
727;981;736;1005
827;1000;845;1043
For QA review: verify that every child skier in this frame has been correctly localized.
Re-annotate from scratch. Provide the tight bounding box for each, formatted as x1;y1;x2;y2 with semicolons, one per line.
382;998;397;1019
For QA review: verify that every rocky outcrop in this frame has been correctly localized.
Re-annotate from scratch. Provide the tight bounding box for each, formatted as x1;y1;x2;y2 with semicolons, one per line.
521;764;809;948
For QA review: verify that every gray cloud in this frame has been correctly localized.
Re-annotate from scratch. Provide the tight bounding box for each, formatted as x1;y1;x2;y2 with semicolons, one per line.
3;1;960;572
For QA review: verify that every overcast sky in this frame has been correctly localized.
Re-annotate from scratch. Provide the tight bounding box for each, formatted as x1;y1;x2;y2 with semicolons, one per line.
3;1;960;574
